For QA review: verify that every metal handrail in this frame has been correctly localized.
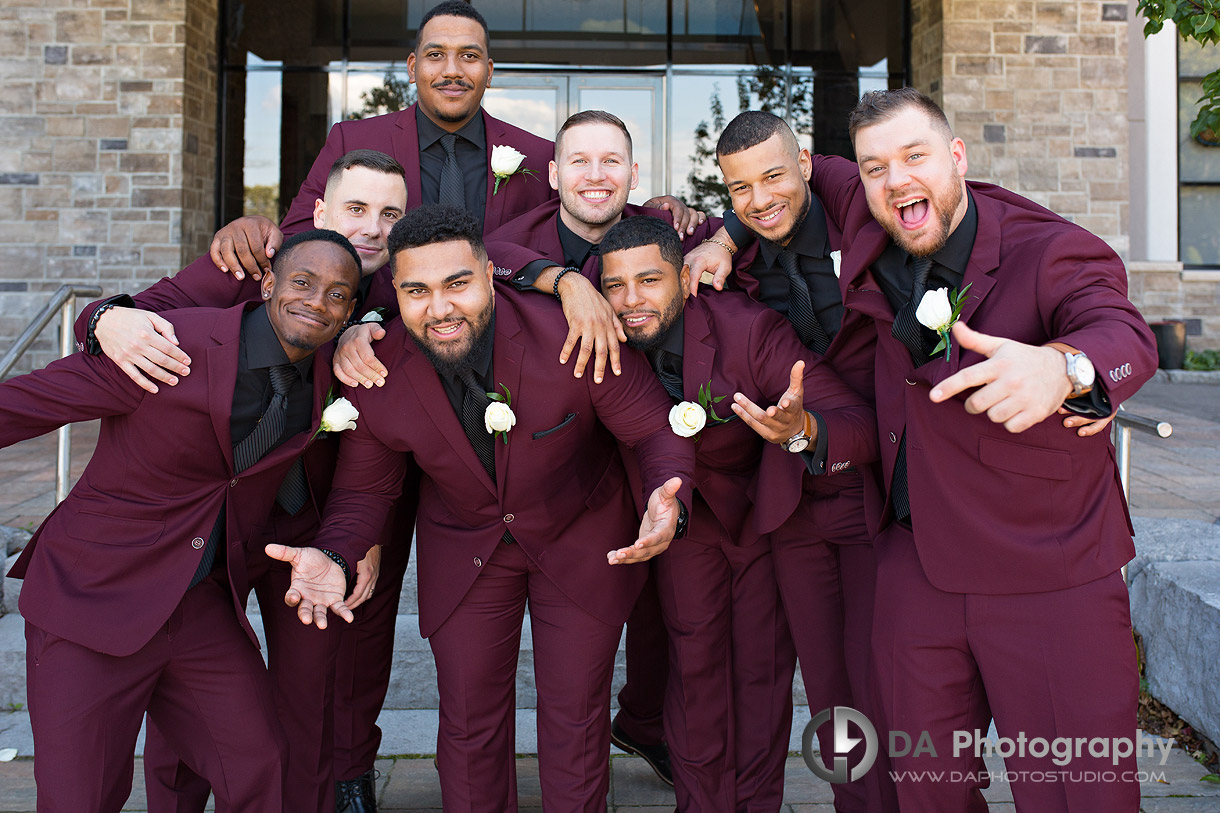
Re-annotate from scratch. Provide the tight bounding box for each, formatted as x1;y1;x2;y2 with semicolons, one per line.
0;284;103;504
1112;405;1173;501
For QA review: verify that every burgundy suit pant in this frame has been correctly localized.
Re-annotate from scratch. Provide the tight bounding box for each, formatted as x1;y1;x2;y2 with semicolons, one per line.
872;523;1139;812
614;561;667;747
655;503;795;812
770;509;893;812
25;574;285;813
428;538;623;812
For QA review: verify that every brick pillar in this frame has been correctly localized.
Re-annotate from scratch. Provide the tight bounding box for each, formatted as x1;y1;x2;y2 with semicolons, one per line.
0;0;218;374
907;0;1131;258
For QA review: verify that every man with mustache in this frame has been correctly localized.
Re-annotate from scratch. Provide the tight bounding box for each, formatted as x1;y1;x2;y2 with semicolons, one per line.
72;149;409;812
597;214;877;810
805;88;1157;811
2;229;361;812
299;204;694;811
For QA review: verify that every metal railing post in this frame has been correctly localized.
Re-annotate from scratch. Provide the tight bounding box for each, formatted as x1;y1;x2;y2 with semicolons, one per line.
56;297;75;504
1116;424;1133;500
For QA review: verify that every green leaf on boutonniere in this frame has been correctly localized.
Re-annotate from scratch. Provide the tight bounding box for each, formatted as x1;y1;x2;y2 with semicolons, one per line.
696;381;732;425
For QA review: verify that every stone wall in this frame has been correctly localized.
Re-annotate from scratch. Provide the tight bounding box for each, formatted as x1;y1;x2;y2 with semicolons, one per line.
908;0;1132;259
0;0;216;374
1129;263;1220;351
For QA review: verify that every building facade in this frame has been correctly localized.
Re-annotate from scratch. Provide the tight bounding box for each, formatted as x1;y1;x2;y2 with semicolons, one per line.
0;0;1215;372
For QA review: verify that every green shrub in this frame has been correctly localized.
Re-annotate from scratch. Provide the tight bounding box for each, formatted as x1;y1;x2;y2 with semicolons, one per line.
1183;349;1220;370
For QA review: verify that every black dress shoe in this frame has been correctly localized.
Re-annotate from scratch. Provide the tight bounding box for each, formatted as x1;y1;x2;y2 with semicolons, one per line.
335;767;378;813
610;718;674;787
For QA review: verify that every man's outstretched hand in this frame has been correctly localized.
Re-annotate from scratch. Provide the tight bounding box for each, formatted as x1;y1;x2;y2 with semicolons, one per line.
929;322;1073;434
265;543;354;628
609;477;683;565
209;216;282;281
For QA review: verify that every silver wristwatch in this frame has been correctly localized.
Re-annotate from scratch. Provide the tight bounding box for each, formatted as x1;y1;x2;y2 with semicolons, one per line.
781;411;814;453
1064;351;1095;399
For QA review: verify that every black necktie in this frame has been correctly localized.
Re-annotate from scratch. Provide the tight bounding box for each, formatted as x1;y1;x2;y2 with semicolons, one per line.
191;364;296;589
649;350;684;402
891;255;933;365
777;250;831;355
458;368;496;481
438;133;465;210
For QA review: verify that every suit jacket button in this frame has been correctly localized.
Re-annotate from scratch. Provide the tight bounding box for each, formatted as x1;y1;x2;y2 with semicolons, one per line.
473;557;483;568
503;513;514;523
229;478;239;487
889;432;897;443
191;537;205;549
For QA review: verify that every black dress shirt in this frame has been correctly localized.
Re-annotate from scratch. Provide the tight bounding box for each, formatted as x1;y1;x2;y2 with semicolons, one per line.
417;107;488;226
751;193;844;340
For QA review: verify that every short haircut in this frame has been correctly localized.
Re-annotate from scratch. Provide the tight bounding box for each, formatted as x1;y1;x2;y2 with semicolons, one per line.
275;229;362;281
415;1;490;51
555;110;633;160
716;110;797;159
848;87;953;145
324;149;406;199
599;215;684;276
387;204;486;263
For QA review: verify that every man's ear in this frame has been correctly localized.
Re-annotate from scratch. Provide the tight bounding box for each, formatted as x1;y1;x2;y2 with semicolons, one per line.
679;263;692;299
313;198;326;229
548;160;559;191
260;269;275;301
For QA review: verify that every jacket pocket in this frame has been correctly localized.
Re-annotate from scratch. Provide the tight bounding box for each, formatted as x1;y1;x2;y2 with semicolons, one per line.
64;511;167;547
978;435;1071;481
531;412;578;446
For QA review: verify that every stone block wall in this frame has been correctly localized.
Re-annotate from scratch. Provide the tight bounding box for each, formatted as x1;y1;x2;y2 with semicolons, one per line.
1129;263;1220;351
0;0;216;374
909;0;1131;259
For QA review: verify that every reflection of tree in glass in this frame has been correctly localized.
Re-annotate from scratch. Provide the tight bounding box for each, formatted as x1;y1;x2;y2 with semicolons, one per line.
348;70;416;120
244;184;280;221
684;68;815;214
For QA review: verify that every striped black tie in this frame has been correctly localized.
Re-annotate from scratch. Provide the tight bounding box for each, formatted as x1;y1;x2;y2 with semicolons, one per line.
458;368;496;481
189;364;296;589
891;255;933;365
438;133;465;210
778;250;831;355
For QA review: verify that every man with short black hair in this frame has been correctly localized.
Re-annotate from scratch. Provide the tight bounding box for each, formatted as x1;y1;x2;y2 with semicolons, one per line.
3;229;360;813
302;203;694;811
598;214;877;810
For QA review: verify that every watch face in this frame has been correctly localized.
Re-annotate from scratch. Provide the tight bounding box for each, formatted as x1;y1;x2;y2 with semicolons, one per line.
785;436;811;453
1076;354;1095;388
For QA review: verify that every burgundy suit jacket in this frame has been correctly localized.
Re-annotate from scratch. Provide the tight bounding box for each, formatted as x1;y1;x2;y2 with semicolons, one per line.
313;287;695;638
620;293;877;546
731;198;883;546
482;200;721;286
812;154;1158;594
5;304;336;656
70;258;345;529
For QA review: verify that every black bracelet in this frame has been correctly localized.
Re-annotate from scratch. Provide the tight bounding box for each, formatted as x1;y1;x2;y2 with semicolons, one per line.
318;548;354;596
552;266;578;301
85;302;120;355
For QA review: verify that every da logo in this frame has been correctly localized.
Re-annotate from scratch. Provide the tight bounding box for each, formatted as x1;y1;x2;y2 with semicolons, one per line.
802;706;879;784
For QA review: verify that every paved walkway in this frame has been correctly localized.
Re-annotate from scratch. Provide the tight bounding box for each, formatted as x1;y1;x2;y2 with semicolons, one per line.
1;379;1218;811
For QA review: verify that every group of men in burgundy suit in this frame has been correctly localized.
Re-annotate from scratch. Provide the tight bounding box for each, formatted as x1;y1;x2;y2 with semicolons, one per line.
11;0;1157;806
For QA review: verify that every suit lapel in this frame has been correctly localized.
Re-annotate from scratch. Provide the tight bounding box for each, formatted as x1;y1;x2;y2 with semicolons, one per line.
395;105;423;213
405;342;498;495
840;224;895;324
483;111;508;229
206;311;242;470
681;300;716;406
491;300;525;497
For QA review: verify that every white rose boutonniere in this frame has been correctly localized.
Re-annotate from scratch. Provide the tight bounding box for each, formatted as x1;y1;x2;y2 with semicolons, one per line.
669;401;707;438
490;145;538;194
317;392;359;438
484;384;516;443
830;250;842;278
915;283;973;361
359;308;386;324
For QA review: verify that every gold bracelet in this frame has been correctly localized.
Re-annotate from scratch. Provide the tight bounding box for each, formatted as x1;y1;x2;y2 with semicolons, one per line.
701;238;735;255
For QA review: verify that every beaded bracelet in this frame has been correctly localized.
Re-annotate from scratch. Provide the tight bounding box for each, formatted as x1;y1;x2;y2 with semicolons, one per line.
318;548;354;596
552;266;578;301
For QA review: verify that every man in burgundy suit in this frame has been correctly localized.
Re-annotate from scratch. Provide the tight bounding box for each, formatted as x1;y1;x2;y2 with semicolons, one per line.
596;215;877;809
73;149;409;813
807;88;1156;811
1;230;361;812
290;204;694;811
